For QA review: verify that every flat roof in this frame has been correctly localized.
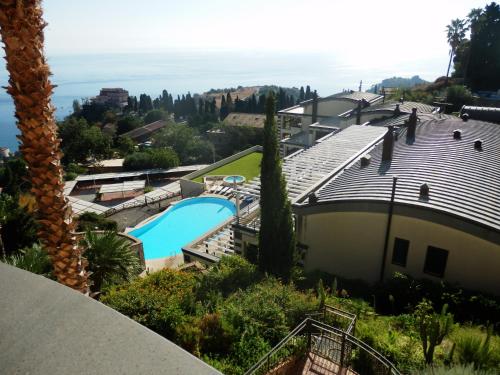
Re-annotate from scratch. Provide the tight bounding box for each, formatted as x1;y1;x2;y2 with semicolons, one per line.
313;118;500;232
76;165;207;182
0;263;221;375
99;180;145;194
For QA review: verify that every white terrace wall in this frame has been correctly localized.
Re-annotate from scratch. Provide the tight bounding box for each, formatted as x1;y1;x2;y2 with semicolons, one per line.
180;145;262;197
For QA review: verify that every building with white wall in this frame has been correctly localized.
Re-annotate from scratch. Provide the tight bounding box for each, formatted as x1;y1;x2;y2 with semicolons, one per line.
293;117;500;295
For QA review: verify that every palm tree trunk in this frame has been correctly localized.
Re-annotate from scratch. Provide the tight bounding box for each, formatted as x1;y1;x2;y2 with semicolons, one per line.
445;49;454;84
0;0;88;293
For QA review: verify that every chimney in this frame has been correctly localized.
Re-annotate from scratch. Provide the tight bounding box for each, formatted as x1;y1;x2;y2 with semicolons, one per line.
461;112;469;122
407;108;418;140
356;100;362;125
308;192;318;204
453;129;462;139
382;126;395;161
420;183;430;198
312;91;318;124
474;139;483;150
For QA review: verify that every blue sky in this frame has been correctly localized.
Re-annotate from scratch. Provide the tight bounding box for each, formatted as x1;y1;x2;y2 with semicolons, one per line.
44;0;487;65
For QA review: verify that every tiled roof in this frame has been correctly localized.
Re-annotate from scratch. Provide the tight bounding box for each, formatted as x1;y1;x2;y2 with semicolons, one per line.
369;113;455;128
315;118;500;231
222;112;267;128
362;101;438;115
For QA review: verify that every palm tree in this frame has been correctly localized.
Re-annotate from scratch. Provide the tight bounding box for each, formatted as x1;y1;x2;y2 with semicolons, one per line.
2;243;52;277
82;231;141;294
0;0;88;292
446;18;468;83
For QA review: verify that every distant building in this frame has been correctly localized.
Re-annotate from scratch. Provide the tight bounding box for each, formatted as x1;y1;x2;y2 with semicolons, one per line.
278;91;384;155
120;120;168;142
92;88;129;108
0;147;10;158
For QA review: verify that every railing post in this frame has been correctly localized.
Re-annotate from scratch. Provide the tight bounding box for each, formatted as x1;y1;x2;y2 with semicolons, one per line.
307;319;312;351
340;332;346;369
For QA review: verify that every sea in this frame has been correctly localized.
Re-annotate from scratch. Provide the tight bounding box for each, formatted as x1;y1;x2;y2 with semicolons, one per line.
0;50;443;152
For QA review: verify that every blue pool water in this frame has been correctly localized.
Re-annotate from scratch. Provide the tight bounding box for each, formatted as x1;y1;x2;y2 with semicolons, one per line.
223;175;245;183
130;197;236;260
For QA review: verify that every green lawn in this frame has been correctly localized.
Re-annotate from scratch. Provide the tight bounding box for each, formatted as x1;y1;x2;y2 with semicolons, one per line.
192;152;262;183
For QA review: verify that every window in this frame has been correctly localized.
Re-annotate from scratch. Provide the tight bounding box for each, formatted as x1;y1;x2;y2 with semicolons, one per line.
391;238;409;266
424;246;449;277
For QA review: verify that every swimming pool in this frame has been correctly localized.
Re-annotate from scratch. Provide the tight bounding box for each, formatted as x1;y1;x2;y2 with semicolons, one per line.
223;175;245;184
129;197;236;260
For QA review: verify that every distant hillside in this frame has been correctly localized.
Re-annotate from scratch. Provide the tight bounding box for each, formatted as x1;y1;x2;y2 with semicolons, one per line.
368;76;429;92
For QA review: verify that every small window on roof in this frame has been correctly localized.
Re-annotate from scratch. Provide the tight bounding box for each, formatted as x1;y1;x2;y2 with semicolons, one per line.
392;238;409;267
424;246;449;278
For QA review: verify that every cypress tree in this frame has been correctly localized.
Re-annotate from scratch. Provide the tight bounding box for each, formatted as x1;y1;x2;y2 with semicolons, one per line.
305;85;311;100
226;92;234;113
299;86;305;102
258;92;296;281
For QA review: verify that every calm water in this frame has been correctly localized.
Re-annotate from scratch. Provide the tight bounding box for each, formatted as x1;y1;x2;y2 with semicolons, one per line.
130;196;236;260
0;50;443;151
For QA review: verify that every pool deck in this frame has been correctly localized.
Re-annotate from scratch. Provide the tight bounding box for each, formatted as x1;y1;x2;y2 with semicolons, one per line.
129;194;235;273
145;254;184;272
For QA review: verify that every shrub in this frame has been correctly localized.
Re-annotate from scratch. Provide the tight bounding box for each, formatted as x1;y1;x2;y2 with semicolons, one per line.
76;212;117;232
455;326;497;370
196;256;261;301
446;85;473;112
101;269;196;339
2;243;52;277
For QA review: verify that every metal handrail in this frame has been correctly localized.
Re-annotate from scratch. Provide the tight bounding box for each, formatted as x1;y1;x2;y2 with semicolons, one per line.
244;317;401;375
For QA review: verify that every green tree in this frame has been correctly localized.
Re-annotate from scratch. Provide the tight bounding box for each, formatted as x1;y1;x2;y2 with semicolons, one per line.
82;230;141;293
466;3;500;90
415;300;454;364
123;148;179;171
59;117;112;163
446;18;468;82
116;115;143;135
153;124;214;164
144;109;168;124
116;136;136;156
258;92;296;281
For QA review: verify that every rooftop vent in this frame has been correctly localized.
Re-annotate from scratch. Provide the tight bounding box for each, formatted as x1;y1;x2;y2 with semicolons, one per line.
420;183;430;198
453;129;462;139
474;139;483;150
308;192;318;204
360;154;371;167
461;112;469;122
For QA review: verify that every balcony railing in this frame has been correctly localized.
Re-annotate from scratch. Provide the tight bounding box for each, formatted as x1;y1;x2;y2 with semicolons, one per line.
244;317;401;375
